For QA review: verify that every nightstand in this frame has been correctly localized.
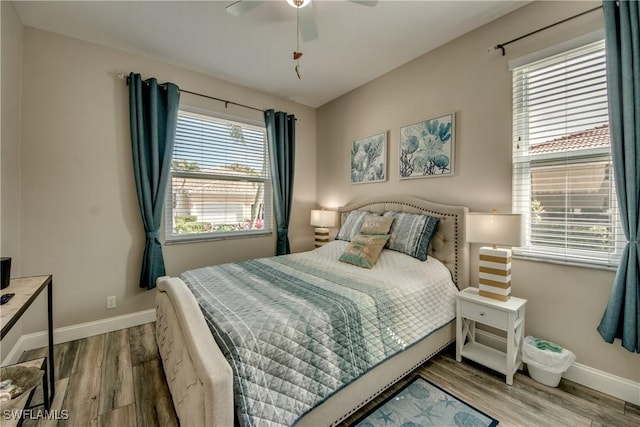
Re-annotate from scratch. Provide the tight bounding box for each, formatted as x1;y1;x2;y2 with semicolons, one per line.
456;287;526;385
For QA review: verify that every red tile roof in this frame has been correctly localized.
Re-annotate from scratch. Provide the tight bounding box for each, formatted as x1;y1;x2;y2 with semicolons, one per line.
530;124;610;154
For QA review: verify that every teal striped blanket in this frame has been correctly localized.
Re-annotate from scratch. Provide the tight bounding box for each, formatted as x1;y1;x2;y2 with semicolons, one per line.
180;241;457;427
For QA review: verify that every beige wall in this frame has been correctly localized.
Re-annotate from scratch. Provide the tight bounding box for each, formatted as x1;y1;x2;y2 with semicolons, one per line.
1;0;24;360
18;27;316;335
317;1;638;382
1;1;23;275
6;0;637;383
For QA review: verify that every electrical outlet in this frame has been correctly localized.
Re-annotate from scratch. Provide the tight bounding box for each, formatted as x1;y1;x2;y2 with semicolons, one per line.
106;296;117;309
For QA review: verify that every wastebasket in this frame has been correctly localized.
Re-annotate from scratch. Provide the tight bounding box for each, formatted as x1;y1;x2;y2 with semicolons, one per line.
522;336;576;387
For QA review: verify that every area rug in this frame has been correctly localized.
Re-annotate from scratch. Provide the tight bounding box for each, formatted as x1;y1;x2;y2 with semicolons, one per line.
352;376;499;427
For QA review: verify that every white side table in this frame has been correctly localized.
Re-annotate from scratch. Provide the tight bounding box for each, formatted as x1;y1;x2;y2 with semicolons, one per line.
456;287;526;385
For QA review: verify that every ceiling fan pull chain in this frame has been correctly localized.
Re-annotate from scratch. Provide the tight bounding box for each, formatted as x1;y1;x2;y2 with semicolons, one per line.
293;3;302;79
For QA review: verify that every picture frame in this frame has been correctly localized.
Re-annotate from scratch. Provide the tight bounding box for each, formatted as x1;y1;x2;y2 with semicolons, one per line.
350;131;387;184
399;112;455;179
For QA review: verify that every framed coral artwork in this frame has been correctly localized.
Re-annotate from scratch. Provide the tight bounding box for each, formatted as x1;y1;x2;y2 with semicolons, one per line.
399;113;455;179
350;131;387;184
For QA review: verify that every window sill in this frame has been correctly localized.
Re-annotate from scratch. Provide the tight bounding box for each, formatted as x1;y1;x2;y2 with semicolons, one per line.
165;230;273;245
512;252;618;272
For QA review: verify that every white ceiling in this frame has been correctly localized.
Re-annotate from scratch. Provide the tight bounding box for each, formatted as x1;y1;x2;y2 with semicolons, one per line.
13;0;529;108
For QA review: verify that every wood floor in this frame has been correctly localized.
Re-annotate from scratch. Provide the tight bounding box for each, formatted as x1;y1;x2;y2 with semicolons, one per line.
18;323;177;427
17;323;640;427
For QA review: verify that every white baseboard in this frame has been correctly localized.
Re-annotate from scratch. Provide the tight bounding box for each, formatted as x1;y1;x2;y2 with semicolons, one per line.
564;362;640;406
475;330;640;406
475;329;508;352
1;309;156;366
4;313;638;406
2;335;29;367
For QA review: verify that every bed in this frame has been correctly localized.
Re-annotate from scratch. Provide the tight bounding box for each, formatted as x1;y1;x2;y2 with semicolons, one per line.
155;195;469;426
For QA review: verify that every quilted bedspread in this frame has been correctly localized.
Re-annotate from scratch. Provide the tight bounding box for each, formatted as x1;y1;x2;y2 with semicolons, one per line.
180;241;458;427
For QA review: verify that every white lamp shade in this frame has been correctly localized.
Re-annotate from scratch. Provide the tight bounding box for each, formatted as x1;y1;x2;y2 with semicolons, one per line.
310;210;336;228
466;213;523;247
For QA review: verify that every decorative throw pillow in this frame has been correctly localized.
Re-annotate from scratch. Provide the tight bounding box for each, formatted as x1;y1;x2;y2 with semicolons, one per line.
339;234;390;269
359;215;394;235
336;210;379;241
383;211;440;261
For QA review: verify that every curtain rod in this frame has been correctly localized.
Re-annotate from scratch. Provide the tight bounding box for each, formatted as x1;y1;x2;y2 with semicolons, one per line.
493;5;603;56
117;73;265;113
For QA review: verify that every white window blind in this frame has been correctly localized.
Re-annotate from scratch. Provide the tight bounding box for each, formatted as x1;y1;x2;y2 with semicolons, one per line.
166;109;272;242
512;39;623;267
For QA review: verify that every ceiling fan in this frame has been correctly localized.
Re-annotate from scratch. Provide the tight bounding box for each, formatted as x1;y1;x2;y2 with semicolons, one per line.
225;0;379;42
226;0;378;79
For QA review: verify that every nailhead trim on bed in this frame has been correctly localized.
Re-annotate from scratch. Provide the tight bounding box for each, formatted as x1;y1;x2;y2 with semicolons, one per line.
329;337;456;426
338;196;468;288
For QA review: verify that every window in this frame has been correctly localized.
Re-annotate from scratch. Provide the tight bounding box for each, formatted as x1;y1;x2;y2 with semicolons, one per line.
165;109;272;242
512;39;623;267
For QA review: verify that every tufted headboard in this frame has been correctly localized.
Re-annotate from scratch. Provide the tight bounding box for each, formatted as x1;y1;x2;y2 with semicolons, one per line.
339;195;469;289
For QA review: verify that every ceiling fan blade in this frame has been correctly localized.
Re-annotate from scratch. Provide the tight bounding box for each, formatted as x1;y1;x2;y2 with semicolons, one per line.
225;1;264;16
299;3;319;42
349;1;378;6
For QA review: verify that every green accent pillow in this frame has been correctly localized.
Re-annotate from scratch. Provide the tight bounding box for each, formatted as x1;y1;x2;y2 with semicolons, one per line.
336;210;379;242
339;234;390;269
360;215;394;235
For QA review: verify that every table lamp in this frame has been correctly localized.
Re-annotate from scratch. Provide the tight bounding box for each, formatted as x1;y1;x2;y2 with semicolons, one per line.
310;209;336;248
466;211;523;301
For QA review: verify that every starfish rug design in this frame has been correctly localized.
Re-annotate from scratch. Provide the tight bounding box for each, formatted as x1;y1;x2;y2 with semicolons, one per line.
353;376;498;427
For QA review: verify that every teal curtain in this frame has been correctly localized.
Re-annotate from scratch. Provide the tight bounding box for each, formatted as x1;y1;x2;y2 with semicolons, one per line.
264;109;296;255
597;0;639;353
129;73;180;289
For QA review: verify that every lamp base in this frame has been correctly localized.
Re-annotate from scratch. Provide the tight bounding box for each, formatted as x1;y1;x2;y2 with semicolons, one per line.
478;247;511;301
479;287;511;301
314;227;330;248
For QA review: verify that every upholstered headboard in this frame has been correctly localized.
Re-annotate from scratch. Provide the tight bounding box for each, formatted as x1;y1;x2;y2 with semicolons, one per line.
339;195;469;289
